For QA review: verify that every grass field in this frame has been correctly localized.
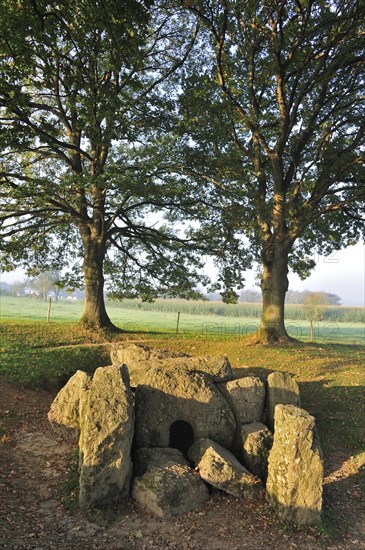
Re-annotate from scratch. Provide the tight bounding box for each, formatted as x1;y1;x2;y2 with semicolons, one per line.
0;301;364;458
1;295;364;343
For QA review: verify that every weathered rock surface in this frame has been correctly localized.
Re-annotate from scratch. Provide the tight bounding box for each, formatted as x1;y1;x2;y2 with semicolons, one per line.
266;371;300;430
218;376;266;425
132;447;209;517
134;368;236;450
78;365;134;510
48;370;91;436
111;342;189;366
241;422;273;481
111;343;233;385
188;438;262;498
266;404;323;525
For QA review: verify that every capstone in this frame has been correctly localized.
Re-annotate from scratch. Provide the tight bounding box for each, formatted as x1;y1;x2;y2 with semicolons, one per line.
111;343;233;385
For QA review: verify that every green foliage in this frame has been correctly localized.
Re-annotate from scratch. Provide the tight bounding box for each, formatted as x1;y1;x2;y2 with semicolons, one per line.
304;292;328;322
0;1;212;326
179;0;365;338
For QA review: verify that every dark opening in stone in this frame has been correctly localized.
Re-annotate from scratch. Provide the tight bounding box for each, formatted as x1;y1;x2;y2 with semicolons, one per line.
169;420;194;455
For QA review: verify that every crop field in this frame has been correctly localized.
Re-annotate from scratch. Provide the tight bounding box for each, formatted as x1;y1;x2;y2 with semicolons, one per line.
1;295;364;344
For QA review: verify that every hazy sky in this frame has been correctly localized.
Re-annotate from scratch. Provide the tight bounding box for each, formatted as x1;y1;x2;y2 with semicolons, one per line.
243;241;365;306
1;242;364;307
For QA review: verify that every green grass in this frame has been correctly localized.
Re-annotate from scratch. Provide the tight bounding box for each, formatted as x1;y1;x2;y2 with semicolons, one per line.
0;317;364;459
1;295;364;462
1;296;364;343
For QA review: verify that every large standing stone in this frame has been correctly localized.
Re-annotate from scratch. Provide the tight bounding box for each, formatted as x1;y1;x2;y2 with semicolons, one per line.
132;447;209;517
134;368;236;450
266;372;300;430
241;422;273;481
218;376;266;425
111;343;233;385
48;370;91;436
266;404;323;525
78;365;134;510
188;438;262;498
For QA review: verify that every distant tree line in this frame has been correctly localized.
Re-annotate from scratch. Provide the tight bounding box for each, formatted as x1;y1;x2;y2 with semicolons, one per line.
0;271;84;301
238;289;341;305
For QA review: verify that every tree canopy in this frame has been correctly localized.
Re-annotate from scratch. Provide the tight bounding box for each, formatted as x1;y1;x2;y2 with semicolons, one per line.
180;0;365;341
1;0;364;338
0;0;212;328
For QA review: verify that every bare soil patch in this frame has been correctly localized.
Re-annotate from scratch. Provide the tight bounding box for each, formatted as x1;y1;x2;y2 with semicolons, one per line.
0;380;364;550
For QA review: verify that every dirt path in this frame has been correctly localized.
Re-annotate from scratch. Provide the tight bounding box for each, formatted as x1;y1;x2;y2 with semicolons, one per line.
0;380;364;550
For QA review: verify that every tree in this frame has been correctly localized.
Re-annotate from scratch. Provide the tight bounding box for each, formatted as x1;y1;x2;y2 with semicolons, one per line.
181;0;365;342
30;270;61;301
0;0;206;329
304;292;328;341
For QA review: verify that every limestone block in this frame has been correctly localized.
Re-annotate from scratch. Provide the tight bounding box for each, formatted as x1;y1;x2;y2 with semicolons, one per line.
218;376;266;425
48;370;91;435
241;422;273;481
188;438;262;498
110;343;233;385
266;404;323;525
266;372;300;430
134;368;236;450
132;447;209;517
78;365;134;510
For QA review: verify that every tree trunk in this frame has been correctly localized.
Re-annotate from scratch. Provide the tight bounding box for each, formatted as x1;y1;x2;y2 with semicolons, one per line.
257;248;291;344
79;228;116;330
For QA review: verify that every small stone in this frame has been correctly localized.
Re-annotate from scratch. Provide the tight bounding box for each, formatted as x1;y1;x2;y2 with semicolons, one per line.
266;372;300;431
241;422;273;481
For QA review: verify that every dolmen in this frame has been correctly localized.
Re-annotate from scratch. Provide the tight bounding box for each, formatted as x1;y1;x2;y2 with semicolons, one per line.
48;343;323;524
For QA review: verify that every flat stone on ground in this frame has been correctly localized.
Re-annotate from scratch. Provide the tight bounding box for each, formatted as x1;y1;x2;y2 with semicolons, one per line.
188;438;262;498
132;447;209;517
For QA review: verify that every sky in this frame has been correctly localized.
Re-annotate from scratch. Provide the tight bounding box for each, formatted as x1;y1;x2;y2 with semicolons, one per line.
1;242;364;307
242;241;365;307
